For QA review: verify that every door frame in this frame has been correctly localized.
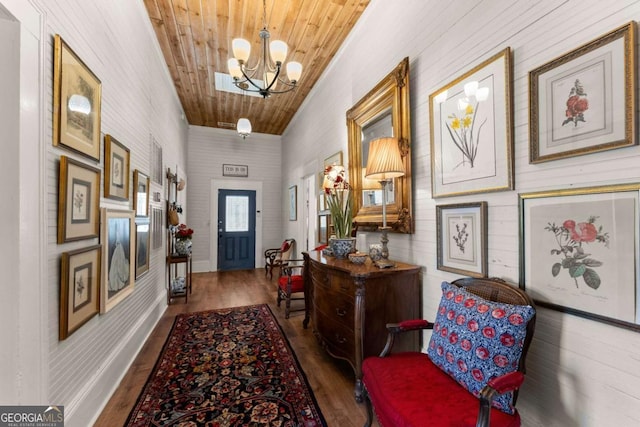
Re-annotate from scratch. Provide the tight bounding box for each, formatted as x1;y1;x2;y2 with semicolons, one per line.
210;179;263;271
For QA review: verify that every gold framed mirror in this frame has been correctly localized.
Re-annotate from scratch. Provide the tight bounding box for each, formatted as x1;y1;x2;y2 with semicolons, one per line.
347;57;413;233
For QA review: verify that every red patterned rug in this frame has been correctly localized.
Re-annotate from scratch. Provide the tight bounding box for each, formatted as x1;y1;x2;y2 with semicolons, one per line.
125;304;326;426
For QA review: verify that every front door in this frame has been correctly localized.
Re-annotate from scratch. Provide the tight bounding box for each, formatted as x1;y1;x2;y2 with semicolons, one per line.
217;189;256;271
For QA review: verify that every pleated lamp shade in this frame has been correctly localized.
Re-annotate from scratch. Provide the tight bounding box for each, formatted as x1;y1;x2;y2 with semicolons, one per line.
365;137;405;180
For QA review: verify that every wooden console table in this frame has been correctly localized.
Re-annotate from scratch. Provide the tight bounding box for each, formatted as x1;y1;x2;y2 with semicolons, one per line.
303;251;422;401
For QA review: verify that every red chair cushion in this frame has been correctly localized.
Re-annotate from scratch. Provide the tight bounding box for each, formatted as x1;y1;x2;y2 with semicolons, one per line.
278;275;304;293
362;352;520;427
280;241;291;252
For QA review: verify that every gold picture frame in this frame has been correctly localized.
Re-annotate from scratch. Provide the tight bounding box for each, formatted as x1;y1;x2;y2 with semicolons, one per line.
429;48;514;198
101;208;135;313
59;244;101;340
529;22;636;163
104;134;131;201
57;155;101;243
133;169;150;217
53;34;102;161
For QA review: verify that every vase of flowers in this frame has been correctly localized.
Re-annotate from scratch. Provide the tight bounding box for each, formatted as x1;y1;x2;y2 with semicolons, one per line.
323;165;355;259
174;223;194;255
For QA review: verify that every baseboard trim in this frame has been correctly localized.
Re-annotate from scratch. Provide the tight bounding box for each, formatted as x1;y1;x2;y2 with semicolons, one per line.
65;292;166;427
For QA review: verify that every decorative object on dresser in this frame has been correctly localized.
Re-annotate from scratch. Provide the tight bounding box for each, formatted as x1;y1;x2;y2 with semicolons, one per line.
429;47;514;198
304;250;422;402
361;278;536;427
323;164;355;258
364;137;406;268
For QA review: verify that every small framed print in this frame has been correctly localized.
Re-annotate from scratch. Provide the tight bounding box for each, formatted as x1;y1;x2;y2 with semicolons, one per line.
101;208;135;313
104;134;130;201
436;202;488;278
289;185;297;221
53;34;102;161
318;213;330;245
520;183;640;331
222;164;249;177
324;151;343;168
59;244;101;340
58;156;101;243
133;170;150;217
529;22;636;163
135;217;150;279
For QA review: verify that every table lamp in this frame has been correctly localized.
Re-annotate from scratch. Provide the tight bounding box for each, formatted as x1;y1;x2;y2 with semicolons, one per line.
365;137;405;268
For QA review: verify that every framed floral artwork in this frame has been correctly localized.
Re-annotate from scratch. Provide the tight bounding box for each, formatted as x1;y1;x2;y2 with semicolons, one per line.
100;208;135;313
429;47;514;198
519;183;640;331
133;169;150;217
57;155;101;243
436;202;487;278
104;134;130;201
59;244;101;340
135;217;150;279
53;34;102;161
529;22;636;163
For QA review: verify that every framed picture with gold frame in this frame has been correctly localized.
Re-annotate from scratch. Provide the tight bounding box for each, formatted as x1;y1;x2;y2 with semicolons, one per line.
104;134;130;201
59;244;101;340
57;155;101;243
53;34;102;161
133;170;150;217
429;48;514;198
101;208;135;313
529;22;636;163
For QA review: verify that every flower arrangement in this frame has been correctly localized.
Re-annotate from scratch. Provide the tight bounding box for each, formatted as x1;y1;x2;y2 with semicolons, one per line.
175;223;194;240
323;165;353;239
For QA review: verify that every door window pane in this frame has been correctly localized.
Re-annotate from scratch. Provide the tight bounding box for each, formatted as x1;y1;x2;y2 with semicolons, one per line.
225;196;249;232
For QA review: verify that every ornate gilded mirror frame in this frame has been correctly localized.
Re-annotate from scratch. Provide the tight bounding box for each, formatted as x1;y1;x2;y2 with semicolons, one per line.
347;57;413;233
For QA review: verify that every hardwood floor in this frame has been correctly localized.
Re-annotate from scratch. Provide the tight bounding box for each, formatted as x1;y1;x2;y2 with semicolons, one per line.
93;269;379;427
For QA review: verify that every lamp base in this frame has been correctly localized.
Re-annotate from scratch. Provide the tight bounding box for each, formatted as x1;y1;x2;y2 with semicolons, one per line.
374;258;396;269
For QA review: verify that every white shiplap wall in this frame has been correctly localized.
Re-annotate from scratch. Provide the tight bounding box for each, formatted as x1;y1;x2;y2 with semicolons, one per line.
283;0;640;425
187;125;282;271
26;0;188;425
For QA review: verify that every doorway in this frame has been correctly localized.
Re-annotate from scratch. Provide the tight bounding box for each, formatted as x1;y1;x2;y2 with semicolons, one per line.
217;189;256;271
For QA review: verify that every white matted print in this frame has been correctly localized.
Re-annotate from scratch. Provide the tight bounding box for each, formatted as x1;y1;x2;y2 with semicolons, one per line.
520;184;640;330
436;202;487;278
101;208;135;313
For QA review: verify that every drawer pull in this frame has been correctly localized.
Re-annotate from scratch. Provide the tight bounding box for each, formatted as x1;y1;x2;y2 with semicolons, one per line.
335;334;347;344
335;307;346;317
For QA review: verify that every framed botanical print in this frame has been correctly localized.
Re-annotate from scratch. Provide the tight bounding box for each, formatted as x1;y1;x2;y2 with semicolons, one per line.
289;185;297;221
57;155;101;243
59;244;101;340
100;208;135;313
133;170;150;217
135;217;150;279
436;202;488;278
52;34;102;161
519;183;640;331
529;22;636;163
104;134;130;201
429;48;514;198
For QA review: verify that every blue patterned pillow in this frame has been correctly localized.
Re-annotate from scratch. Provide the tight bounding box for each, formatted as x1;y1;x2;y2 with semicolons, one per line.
427;281;535;415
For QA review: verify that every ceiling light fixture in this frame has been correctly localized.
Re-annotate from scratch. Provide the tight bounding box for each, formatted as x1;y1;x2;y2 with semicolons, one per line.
227;0;302;98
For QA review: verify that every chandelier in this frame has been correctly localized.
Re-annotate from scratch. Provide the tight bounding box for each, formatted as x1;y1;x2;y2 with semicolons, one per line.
227;0;302;98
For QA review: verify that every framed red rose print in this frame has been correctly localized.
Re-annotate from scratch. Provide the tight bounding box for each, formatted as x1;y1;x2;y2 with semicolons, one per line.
519;183;640;331
529;22;636;163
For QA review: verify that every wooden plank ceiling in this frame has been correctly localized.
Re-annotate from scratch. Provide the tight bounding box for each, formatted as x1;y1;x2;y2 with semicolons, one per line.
143;0;370;135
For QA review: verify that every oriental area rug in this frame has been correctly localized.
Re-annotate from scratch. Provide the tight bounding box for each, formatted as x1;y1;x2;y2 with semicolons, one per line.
125;304;326;427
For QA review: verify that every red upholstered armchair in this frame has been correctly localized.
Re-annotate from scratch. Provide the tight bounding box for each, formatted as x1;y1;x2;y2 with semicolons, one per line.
264;238;295;279
362;277;536;427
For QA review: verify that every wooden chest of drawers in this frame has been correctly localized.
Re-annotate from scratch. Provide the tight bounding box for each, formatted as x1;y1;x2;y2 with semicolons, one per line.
303;251;422;401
